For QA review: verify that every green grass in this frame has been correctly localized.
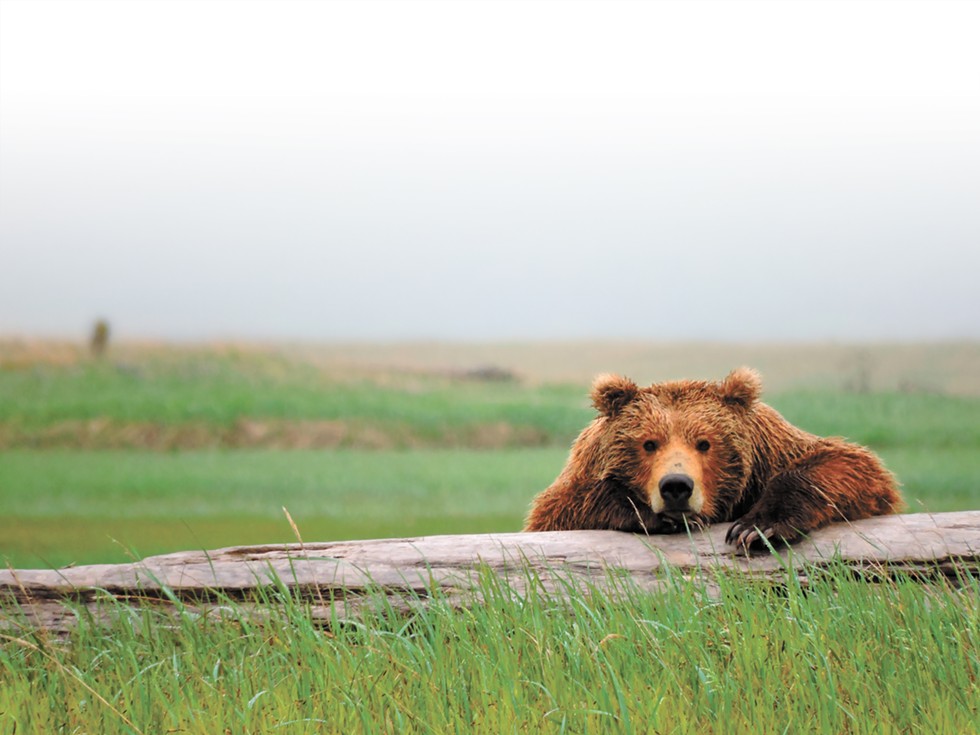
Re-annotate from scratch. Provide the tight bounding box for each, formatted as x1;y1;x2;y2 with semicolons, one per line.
1;445;976;570
1;346;978;733
773;390;980;449
4;356;979;450
0;358;588;442
0;449;563;568
1;356;978;568
2;565;977;734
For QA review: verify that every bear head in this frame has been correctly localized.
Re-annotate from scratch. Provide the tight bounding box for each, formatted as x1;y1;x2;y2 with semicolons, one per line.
590;367;762;530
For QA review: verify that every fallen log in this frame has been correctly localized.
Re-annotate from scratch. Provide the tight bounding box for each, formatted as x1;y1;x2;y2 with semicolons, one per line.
2;511;978;633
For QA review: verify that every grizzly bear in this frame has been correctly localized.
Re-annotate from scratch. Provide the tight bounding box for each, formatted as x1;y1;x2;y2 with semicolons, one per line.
524;368;902;547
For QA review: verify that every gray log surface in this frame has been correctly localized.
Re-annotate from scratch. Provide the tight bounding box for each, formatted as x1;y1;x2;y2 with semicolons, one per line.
3;511;978;633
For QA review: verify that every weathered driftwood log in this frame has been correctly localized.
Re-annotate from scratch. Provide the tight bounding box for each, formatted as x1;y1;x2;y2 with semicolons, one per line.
2;511;978;633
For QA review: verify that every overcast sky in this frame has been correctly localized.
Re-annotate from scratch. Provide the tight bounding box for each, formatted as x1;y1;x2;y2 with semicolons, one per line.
1;0;978;342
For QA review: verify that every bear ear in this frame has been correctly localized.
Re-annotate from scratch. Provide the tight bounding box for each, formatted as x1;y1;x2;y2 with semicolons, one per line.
719;367;762;409
591;374;640;417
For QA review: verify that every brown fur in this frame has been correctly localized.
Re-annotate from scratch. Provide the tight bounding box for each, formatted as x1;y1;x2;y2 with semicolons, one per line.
524;368;903;546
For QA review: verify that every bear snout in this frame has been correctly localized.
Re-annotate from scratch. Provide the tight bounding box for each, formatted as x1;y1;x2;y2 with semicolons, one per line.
658;473;695;508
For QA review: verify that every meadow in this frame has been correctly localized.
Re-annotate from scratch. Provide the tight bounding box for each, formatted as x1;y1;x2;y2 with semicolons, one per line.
1;341;977;568
3;566;978;734
1;340;978;733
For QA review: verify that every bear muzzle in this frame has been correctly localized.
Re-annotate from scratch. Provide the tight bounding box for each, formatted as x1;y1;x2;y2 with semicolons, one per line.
648;471;705;516
647;444;706;516
653;472;705;532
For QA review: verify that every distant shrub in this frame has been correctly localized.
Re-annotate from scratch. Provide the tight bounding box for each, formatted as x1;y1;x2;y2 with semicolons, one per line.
90;319;110;358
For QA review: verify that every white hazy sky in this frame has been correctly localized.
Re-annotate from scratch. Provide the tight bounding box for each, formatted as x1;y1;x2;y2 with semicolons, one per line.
1;0;978;342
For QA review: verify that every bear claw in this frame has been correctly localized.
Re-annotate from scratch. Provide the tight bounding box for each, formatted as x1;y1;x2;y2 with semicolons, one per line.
726;520;794;550
725;520;804;550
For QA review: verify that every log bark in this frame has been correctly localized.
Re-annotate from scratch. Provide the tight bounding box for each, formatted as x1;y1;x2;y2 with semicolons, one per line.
3;511;978;634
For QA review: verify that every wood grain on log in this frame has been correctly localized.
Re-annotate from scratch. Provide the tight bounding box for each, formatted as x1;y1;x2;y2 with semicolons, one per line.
3;511;978;633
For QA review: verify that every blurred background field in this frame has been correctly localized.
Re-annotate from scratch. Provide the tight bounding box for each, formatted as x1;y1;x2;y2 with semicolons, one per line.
1;338;977;569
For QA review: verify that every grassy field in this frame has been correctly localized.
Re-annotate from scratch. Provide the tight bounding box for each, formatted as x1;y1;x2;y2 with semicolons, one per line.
1;340;978;733
1;341;978;567
0;444;977;569
2;565;977;733
0;356;585;449
0;449;562;568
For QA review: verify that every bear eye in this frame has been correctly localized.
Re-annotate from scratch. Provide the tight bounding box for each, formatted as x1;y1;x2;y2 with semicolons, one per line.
696;439;711;452
642;440;658;452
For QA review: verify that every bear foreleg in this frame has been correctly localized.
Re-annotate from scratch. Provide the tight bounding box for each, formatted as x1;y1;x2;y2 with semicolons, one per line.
725;443;901;548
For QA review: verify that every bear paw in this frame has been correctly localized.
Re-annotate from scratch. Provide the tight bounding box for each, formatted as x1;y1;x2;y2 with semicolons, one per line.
657;512;708;534
725;516;805;550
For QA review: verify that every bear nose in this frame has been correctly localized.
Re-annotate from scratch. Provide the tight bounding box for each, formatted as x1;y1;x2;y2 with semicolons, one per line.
659;474;694;506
